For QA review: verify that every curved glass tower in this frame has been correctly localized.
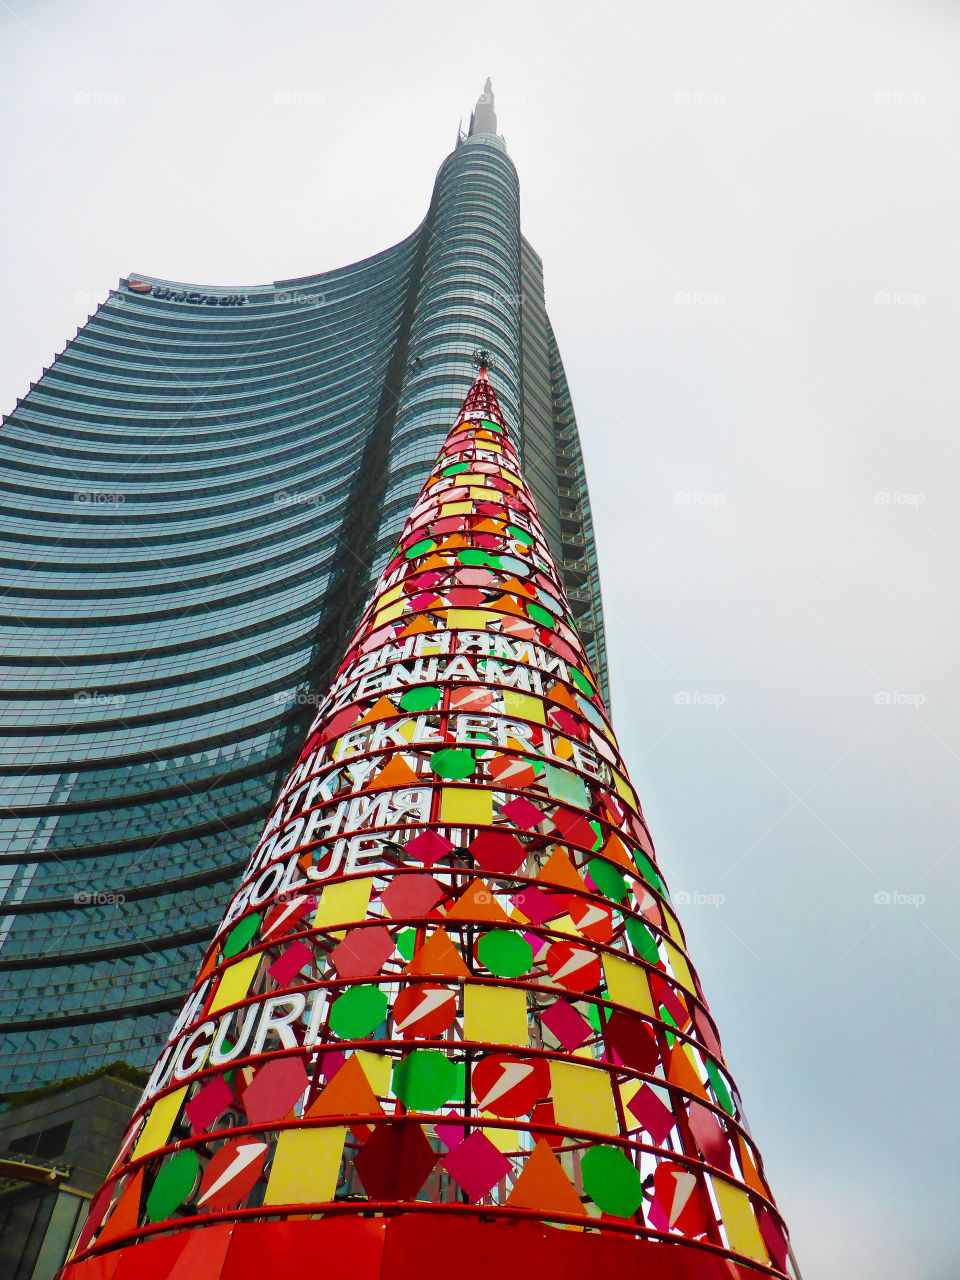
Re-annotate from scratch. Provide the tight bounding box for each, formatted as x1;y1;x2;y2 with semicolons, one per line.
0;83;607;1091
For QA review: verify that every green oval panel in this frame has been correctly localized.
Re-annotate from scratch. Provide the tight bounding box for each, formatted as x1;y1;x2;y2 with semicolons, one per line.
392;1049;457;1111
477;929;533;978
587;859;629;903
145;1148;199;1222
458;549;492;566
526;603;554;628
705;1058;735;1115
400;686;442;712
624;916;660;963
570;668;593;697
222;912;261;959
581;1145;643;1217
405;539;436;560
329;985;388;1039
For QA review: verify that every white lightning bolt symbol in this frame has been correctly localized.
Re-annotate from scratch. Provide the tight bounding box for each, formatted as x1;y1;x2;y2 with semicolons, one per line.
394;988;453;1031
262;896;307;940
475;1061;534;1110
197;1141;267;1206
573;904;607;931
668;1170;697;1226
552;949;596;983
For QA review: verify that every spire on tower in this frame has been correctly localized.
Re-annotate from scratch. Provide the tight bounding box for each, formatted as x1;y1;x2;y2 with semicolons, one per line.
468;77;498;137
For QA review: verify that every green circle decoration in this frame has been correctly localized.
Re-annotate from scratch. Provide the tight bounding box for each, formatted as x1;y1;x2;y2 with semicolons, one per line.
506;524;532;545
477;929;533;978
429;748;474;779
222;912;261;959
392;1049;458;1110
329;985;388;1039
580;1145;643;1217
145;1148;199;1222
588;859;629;903
400;686;442;712
458;549;493;566
442;463;470;475
405;539;436;560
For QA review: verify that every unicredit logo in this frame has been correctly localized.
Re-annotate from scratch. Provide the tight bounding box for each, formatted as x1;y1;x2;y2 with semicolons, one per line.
124;279;247;306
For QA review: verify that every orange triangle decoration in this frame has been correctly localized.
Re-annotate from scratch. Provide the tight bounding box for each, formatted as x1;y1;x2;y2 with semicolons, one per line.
368;754;420;789
196;941;220;985
403;927;471;979
400;616;435;637
506;1139;587;1217
422;554;451;572
546;682;580;713
474;519;505;535
356;696;400;725
97;1169;144;1245
439;535;469;550
487;594;529;618
308;1054;384;1119
500;575;534;597
668;1044;709;1101
736;1134;770;1198
537;848;588;894
445;878;512;923
599;831;635;873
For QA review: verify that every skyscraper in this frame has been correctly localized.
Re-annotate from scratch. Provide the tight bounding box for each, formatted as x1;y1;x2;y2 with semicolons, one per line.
0;82;606;1091
60;369;794;1279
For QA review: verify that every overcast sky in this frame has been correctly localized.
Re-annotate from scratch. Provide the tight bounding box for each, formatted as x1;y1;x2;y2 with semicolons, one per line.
3;1;959;1275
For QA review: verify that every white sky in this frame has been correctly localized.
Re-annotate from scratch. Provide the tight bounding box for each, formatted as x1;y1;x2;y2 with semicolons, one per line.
3;1;959;1275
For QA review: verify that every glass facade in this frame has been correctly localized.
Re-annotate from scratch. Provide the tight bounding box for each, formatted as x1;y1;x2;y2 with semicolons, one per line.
0;119;607;1091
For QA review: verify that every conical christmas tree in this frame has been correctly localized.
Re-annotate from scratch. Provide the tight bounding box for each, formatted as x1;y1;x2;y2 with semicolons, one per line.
61;371;794;1280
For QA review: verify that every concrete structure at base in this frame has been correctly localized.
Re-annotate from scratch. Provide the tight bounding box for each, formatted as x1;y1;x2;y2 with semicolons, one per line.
0;1069;140;1279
